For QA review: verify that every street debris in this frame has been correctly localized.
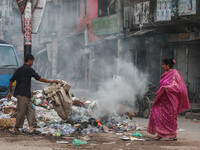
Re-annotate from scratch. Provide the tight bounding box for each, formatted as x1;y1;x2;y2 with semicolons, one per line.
0;80;146;145
72;139;87;145
32;90;52;109
132;132;143;137
177;128;186;132
56;141;69;144
102;142;116;145
130;136;145;141
80;135;90;141
121;136;131;141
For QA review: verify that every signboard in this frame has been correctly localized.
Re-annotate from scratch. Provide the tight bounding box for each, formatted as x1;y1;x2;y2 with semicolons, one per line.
179;32;195;41
157;0;172;21
134;1;150;24
178;0;196;16
92;14;118;36
32;0;47;34
168;32;196;42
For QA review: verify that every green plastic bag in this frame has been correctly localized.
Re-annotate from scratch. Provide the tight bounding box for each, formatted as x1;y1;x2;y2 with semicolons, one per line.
54;132;62;136
72;139;87;146
132;132;143;137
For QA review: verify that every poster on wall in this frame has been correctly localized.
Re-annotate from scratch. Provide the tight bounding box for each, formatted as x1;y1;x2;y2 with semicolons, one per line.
178;0;196;16
157;0;196;21
171;0;196;16
171;0;177;16
166;0;172;20
134;1;150;24
157;0;171;21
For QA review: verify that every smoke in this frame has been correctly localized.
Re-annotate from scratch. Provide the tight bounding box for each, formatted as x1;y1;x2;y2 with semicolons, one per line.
31;0;78;80
92;58;148;118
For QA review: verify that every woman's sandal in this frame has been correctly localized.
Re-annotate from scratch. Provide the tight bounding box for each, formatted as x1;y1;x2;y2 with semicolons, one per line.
165;138;177;141
154;136;162;140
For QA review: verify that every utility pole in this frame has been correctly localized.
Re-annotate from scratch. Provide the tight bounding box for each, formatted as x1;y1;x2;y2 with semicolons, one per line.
117;0;124;74
16;0;32;61
84;23;89;89
23;0;32;59
16;0;47;61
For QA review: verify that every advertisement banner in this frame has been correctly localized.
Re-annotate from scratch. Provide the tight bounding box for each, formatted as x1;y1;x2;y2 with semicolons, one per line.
157;0;171;21
172;0;196;16
158;0;196;21
134;1;150;24
178;0;196;16
32;0;47;34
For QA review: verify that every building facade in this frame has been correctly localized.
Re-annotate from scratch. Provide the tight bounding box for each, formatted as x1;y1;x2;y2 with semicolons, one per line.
75;0;200;99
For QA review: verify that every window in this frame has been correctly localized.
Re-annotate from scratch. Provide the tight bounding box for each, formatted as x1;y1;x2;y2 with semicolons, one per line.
0;46;18;68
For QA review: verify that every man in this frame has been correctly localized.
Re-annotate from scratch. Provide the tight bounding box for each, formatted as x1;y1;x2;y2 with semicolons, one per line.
7;54;58;134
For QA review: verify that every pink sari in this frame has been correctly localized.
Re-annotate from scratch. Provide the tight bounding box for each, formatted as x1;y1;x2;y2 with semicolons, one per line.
147;69;190;138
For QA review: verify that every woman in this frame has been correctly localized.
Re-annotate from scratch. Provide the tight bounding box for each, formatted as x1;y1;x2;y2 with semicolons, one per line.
147;58;190;141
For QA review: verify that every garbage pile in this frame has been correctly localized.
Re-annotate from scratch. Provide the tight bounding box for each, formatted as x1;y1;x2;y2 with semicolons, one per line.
0;80;142;138
0;97;17;128
32;90;52;109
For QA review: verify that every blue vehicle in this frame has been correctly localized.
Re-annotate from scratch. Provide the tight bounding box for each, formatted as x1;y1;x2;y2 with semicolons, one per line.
0;40;20;98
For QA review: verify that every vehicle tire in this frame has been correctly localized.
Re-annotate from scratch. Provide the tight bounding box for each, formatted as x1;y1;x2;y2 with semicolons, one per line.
143;108;150;118
142;96;151;118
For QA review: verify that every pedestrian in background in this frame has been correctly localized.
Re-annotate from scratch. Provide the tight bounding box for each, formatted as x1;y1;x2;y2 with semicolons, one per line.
147;58;190;141
7;54;58;134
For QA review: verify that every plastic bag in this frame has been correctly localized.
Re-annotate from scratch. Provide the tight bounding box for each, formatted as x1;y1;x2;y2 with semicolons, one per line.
54;132;62;136
72;139;87;146
132;132;143;137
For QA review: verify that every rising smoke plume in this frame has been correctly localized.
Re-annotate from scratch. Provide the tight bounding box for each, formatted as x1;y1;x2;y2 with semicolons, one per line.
92;58;148;118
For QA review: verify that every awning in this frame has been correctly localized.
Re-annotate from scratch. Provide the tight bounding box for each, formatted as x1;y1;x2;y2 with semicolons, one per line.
88;35;117;46
126;29;155;37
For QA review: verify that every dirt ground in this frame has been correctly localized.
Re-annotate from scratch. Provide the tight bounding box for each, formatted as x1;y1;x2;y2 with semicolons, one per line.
0;117;200;150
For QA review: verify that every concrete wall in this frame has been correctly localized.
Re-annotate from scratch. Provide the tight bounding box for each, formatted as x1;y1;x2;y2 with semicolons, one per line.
188;44;200;93
176;44;200;94
176;45;188;86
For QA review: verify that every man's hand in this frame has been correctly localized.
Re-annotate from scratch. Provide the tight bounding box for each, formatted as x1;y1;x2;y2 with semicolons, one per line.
39;78;59;84
7;92;12;100
52;80;59;84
